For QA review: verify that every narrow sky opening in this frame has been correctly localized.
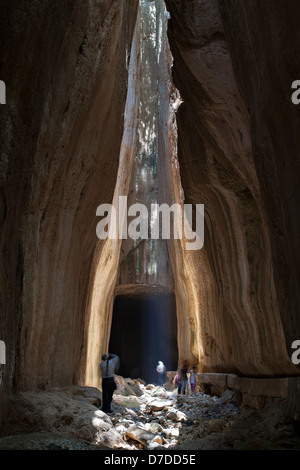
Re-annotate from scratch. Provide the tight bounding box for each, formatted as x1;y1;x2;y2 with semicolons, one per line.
108;0;180;381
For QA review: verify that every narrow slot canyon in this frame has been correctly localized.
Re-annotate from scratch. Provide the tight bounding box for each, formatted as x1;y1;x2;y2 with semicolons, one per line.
0;0;300;452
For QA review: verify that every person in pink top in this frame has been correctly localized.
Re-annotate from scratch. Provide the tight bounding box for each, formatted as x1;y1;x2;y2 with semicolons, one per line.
189;365;197;394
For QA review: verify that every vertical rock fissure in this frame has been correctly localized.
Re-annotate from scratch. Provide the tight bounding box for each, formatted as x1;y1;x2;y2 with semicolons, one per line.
84;0;193;386
117;0;173;291
84;6;141;386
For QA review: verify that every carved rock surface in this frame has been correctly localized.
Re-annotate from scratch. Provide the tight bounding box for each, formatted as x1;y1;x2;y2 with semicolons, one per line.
0;0;138;424
218;0;300;360
165;0;299;376
0;0;300;435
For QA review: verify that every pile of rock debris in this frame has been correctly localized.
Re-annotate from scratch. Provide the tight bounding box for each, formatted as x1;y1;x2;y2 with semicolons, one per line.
109;376;240;450
0;375;299;450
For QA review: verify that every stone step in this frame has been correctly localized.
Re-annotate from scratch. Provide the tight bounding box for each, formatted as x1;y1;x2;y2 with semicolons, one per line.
195;373;300;410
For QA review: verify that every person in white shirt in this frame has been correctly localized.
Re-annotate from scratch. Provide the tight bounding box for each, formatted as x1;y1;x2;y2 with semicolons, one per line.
100;353;120;413
156;360;166;386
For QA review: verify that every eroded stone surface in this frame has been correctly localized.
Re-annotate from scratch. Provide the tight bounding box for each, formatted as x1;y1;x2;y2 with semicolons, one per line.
1;380;300;450
0;0;138;399
1;0;300;438
164;0;299;377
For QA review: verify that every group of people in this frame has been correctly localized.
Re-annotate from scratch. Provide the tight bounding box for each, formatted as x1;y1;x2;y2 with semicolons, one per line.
173;359;198;395
156;359;198;394
99;353;199;414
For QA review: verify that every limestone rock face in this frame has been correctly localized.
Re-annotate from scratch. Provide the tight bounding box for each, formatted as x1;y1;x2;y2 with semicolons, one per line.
218;0;300;362
165;0;299;376
1;0;300;435
0;0;138;415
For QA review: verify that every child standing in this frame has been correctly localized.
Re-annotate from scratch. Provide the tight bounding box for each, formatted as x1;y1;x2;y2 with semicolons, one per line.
189;365;197;394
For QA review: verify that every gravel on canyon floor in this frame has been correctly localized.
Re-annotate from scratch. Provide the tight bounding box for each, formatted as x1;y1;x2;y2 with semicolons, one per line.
0;376;300;450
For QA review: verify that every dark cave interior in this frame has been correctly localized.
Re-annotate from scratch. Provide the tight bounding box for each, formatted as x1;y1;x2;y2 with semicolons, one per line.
109;293;178;383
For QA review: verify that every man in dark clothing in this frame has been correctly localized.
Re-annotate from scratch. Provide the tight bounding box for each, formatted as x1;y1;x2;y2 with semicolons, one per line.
100;353;120;413
178;359;189;394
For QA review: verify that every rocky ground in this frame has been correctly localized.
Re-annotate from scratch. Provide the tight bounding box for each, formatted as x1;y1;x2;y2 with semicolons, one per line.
0;376;300;450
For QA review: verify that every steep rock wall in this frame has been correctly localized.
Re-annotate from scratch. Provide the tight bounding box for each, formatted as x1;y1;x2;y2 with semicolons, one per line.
1;0;299;436
0;0;138;421
165;0;299;376
84;8;141;386
218;0;300;363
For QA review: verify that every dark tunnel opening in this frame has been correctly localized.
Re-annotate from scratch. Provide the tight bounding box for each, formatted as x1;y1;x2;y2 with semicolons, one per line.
109;293;178;384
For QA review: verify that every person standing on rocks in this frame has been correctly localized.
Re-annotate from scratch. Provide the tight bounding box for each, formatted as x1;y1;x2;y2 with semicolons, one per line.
178;359;189;395
100;353;120;413
156;360;166;386
173;371;181;394
189;365;197;394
